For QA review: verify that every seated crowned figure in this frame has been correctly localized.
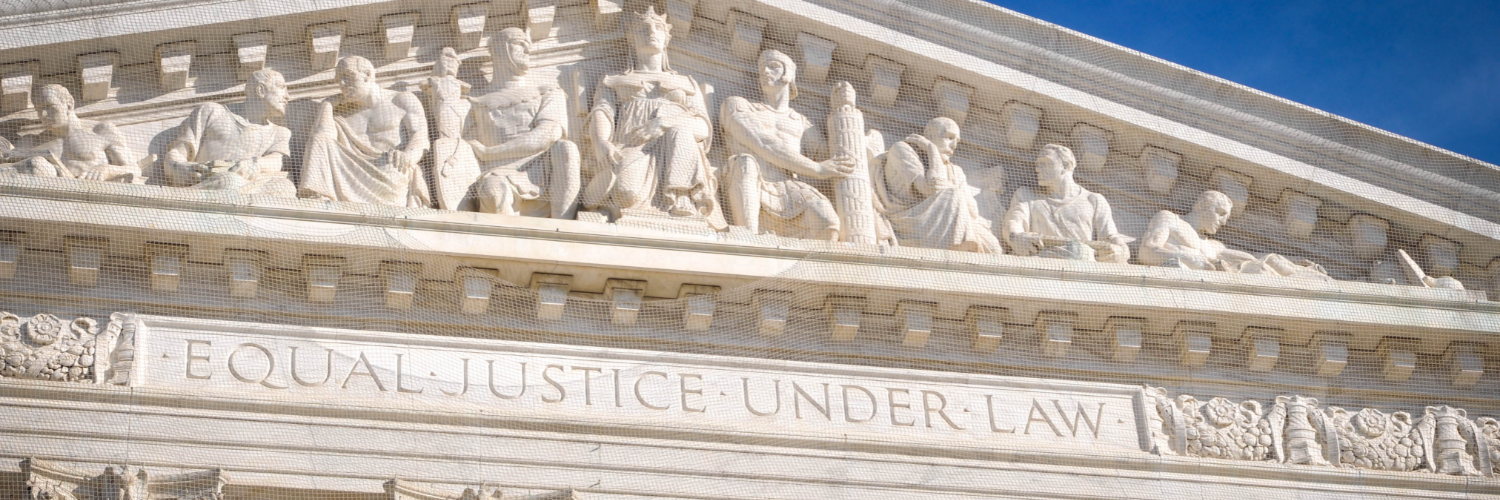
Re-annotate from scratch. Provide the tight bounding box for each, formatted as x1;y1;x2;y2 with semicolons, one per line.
164;68;296;196
1139;190;1331;280
1002;144;1131;263
460;28;580;218
582;7;723;227
0;84;140;183
299;55;431;207
872;117;1002;253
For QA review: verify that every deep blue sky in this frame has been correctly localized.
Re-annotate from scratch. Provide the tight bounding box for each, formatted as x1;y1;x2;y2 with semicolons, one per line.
987;1;1500;166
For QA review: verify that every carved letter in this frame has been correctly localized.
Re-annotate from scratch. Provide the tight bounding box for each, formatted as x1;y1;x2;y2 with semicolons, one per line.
742;378;780;416
288;346;332;387
986;395;1017;433
793;382;831;420
227;343;287;389
440;358;470;396
1025;398;1062;436
487;360;526;399
1052;400;1104;438
635;371;671;410
888;388;915;427
395;354;423;394
341;352;387;391
574;366;602;405
842;385;878;423
922;390;964;430
185;340;212;380
541;364;566;403
680;373;706;413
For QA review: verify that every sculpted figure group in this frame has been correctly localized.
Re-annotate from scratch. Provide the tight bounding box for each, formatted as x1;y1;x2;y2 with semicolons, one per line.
0;8;1346;283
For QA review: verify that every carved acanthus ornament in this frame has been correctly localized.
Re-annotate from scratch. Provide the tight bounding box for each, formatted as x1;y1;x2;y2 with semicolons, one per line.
22;458;225;500
1141;387;1500;476
0;312;133;384
385;480;579;500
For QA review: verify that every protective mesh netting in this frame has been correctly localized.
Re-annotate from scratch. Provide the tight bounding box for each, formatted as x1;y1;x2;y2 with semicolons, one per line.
0;0;1499;497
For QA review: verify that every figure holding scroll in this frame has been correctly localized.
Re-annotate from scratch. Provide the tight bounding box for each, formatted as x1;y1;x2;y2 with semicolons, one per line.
1001;144;1129;262
164;68;296;196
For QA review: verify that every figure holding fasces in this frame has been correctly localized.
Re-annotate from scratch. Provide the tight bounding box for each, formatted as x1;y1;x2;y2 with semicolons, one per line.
299;55;432;207
164;68;296;196
721;49;856;240
1002;144;1130;262
455;28;580;218
1138;190;1330;280
0;84;140;183
582;7;723;227
873;117;1002;253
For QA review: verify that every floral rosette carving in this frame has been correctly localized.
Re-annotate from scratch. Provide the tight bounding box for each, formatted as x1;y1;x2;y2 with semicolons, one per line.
0;312;107;383
1326;407;1426;471
1175;395;1277;461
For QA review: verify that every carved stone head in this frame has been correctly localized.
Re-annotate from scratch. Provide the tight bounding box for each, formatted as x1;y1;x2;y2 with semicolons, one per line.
758;49;798;100
1189;190;1234;235
923;117;961;158
1036;144;1077;190
34;84;76;131
630;7;672;56
492;28;531;77
247;68;289;117
335;56;379;103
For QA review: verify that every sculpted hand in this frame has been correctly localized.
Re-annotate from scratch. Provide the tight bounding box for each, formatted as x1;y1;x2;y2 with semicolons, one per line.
230;159;258;180
80;165;121;181
904;134;932;148
1012;232;1045;253
818;156;858;179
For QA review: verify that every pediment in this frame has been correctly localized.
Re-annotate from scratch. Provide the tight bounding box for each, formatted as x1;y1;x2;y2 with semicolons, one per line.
0;0;1493;288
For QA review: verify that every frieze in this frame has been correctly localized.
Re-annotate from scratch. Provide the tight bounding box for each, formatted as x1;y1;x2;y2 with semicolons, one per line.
0;312;133;385
1140;386;1500;476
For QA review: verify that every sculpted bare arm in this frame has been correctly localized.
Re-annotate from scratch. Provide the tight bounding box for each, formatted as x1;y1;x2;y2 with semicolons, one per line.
721;97;840;179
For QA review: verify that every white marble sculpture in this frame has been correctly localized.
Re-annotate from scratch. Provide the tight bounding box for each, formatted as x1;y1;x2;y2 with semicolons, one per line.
582;7;723;227
721;49;855;240
299;55;431;207
0;84;139;183
827;81;893;245
163;68;296;196
421;47;475;211
460;29;580;218
1001;143;1130;262
1138;190;1330;280
873;117;1002;253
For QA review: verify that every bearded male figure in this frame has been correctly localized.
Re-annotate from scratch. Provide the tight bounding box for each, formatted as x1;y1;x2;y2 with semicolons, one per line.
461;28;580;218
1002;144;1130;263
164;68;296;196
0;84;139;183
299;55;431;207
582;7;722;227
1139;190;1330;280
873;117;1002;253
721;49;855;240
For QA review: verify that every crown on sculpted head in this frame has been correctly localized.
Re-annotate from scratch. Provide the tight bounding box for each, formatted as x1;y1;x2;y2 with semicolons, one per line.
633;6;672;32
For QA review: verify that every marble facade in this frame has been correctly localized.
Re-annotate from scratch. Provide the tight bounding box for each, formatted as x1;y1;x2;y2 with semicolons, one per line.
0;0;1499;499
